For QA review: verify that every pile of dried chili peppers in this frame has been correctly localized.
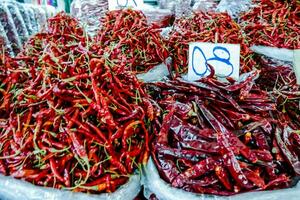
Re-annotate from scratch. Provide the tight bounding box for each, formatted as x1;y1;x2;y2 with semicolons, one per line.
257;57;300;131
239;0;300;49
94;9;169;73
0;12;152;193
146;68;300;195
168;12;257;75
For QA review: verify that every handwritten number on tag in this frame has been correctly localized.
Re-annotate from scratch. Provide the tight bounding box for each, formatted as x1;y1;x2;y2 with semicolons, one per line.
192;46;234;78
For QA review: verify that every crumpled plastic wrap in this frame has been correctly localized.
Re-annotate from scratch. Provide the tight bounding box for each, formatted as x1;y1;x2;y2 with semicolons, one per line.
42;5;56;19
142;8;173;28
174;0;193;18
137;59;170;83
31;5;47;31
216;0;252;19
192;0;220;12
16;3;33;36
158;0;176;12
0;174;141;200
27;5;39;33
143;158;300;200
251;45;294;63
0;22;14;56
251;45;294;81
0;4;22;55
5;1;29;44
71;0;109;36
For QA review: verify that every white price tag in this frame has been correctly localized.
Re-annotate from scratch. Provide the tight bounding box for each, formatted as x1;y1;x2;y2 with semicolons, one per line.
108;0;144;10
188;42;240;81
293;49;300;84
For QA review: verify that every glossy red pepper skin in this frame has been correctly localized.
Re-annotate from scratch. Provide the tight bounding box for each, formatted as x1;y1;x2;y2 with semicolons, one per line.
149;71;300;195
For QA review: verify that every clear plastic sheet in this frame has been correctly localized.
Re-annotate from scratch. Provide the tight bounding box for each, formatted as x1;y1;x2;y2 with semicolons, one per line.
142;8;173;28
143;158;300;200
250;45;294;62
16;3;34;36
27;5;39;33
5;2;29;44
158;0;176;13
174;0;193;18
251;45;294;81
192;0;220;12
137;60;170;83
0;22;14;56
42;5;56;18
0;4;22;55
0;174;141;200
216;0;252;19
31;5;47;30
71;0;109;36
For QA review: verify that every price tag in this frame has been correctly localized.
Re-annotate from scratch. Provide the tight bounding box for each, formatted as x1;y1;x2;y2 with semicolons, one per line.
188;42;240;81
293;50;300;84
108;0;144;10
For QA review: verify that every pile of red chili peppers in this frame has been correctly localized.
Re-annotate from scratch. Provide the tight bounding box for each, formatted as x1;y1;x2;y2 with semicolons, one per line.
0;12;152;193
146;68;300;195
94;9;169;73
1;5;300;198
168;12;257;75
257;57;300;131
239;0;300;49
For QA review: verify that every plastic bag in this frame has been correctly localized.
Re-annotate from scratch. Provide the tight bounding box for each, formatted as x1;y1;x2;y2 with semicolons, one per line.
143;158;300;200
26;5;39;33
216;0;252;19
0;174;141;200
137;60;170;83
5;2;29;44
0;4;22;55
192;0;220;12
71;0;109;36
142;8;173;28
158;0;176;13
174;0;193;18
251;45;294;62
0;22;14;56
16;3;34;36
31;5;47;30
42;5;56;18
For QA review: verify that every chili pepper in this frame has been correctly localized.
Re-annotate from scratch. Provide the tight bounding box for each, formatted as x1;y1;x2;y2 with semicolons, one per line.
155;154;181;183
50;158;65;183
215;166;232;190
275;126;300;175
244;169;265;188
172;157;217;188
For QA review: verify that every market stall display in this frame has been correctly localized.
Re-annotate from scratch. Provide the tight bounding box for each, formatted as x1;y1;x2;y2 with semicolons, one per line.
0;0;300;199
